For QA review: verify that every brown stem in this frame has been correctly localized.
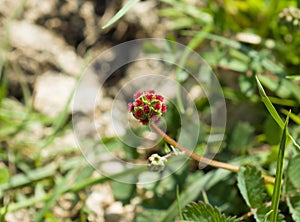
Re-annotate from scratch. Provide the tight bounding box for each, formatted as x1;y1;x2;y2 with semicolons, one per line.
150;123;275;185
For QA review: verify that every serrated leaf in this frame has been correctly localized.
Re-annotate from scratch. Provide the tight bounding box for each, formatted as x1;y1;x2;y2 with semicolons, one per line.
287;195;300;222
287;155;300;189
160;169;231;222
237;166;285;222
286;155;300;222
237;166;266;209
182;201;239;222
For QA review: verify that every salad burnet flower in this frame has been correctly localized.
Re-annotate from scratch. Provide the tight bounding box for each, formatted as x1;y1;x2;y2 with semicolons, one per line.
128;90;167;125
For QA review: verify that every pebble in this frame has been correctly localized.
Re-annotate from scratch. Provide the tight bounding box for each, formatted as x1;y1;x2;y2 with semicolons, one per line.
33;71;76;117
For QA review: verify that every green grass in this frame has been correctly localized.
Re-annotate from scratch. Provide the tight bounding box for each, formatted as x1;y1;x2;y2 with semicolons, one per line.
1;0;300;221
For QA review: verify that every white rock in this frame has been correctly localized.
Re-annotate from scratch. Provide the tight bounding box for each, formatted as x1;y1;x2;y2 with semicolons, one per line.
85;183;114;221
105;201;124;221
125;0;160;35
8;21;82;76
24;0;58;21
33;71;76;117
5;209;31;222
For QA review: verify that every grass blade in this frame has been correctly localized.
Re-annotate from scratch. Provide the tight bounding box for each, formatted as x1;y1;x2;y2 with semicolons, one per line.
256;75;300;151
102;0;140;29
0;165;146;214
176;185;183;221
255;76;283;128
270;114;289;222
0;164;57;192
282;109;300;125
0;73;8;107
34;168;77;222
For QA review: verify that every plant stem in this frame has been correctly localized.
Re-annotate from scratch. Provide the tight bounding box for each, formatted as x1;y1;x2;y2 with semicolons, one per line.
150;123;275;185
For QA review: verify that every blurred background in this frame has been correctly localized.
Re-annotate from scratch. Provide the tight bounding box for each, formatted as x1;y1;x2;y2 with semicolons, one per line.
0;0;299;221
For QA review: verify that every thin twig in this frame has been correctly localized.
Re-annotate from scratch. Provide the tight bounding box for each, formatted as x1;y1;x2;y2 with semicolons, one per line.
150;123;275;185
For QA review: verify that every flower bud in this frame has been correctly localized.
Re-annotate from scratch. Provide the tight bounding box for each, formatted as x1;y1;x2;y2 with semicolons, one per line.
147;154;167;172
279;6;300;28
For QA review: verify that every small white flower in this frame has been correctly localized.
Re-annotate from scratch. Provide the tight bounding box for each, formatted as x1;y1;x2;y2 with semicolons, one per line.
148;154;167;172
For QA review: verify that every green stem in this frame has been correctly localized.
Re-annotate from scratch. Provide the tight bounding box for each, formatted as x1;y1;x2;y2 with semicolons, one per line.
150;123;275;184
270;116;289;222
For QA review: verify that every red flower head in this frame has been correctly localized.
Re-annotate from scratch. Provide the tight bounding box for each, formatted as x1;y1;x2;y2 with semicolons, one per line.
129;90;167;125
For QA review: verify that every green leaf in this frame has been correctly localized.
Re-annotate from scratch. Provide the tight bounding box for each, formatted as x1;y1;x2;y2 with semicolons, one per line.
219;58;248;72
237;166;266;209
256;76;300;151
228;122;254;154
237;166;285;222
182;201;239;222
238;75;255;97
283;79;300;103
259;74;300;103
160;0;213;24
256;76;284;129
287;155;300;189
168;17;194;30
0;164;57;193
258;75;292;99
286;155;300;222
111;181;135;203
102;0;140;29
282;109;300;125
270;115;289;222
0;73;8;107
160;169;231;222
0;165;146;214
135;209;167;222
34;168;77;222
0;167;9;184
264;117;282;145
176;185;183;221
287;195;300;222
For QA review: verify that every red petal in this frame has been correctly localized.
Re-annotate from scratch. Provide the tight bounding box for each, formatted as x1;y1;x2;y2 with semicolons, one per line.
134;91;143;99
128;103;134;112
155;95;164;102
161;104;167;114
